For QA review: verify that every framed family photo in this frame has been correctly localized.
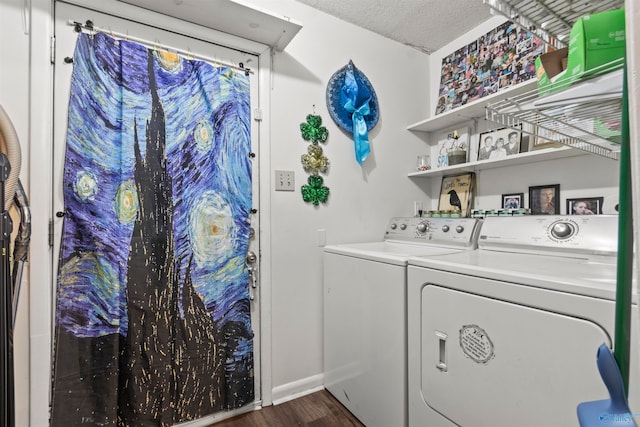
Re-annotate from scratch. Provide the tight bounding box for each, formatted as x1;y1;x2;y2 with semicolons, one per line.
502;192;524;209
529;184;560;214
566;197;604;215
477;127;522;161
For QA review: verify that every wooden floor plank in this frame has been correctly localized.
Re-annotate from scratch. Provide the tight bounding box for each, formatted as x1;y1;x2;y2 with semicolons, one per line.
212;390;365;427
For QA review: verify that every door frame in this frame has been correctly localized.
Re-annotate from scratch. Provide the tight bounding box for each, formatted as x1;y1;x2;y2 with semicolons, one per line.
29;0;274;425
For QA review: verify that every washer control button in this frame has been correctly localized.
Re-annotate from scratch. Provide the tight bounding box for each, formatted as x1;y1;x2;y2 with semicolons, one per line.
417;223;428;233
441;225;450;232
551;222;574;239
390;223;397;230
455;225;464;233
400;223;407;230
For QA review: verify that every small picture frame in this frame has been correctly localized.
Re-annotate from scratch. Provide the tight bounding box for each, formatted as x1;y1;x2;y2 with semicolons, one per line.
435;127;470;168
530;110;574;151
477;126;522;161
438;172;475;217
502;193;524;209
566;197;604;215
531;126;565;151
529;184;560;215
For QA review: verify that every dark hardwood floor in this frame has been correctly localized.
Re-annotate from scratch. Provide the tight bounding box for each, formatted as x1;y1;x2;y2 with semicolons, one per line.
211;389;365;426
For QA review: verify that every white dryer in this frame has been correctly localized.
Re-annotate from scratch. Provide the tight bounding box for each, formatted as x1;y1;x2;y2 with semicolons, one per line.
324;217;481;427
407;215;638;427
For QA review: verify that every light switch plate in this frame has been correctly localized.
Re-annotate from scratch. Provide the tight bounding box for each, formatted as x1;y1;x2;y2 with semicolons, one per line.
275;170;295;191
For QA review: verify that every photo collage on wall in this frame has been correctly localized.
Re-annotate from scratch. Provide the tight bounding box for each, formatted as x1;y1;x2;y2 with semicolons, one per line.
435;21;545;115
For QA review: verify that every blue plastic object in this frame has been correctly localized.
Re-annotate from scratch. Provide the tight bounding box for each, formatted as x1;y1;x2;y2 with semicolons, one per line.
577;344;635;426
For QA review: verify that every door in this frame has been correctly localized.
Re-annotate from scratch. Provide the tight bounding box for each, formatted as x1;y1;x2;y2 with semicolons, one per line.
421;284;612;427
52;1;261;424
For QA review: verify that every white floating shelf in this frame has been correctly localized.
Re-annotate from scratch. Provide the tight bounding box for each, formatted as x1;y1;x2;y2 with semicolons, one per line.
117;0;302;51
407;146;586;178
407;80;537;133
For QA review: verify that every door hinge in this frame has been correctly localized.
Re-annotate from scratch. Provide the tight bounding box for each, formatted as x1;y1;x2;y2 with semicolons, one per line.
50;36;56;65
254;109;262;122
48;218;53;248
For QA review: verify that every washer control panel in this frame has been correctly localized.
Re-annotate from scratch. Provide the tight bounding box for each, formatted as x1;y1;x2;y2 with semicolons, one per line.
478;215;618;256
385;217;480;248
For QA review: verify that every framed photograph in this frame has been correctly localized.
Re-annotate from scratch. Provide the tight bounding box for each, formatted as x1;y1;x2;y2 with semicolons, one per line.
502;193;524;209
435;127;470;168
531;124;565;151
529;184;560;215
438;172;475;217
530;108;593;151
566;197;604;215
477;126;522;161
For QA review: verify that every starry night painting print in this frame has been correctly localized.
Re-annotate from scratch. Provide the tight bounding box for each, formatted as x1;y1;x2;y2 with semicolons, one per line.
50;32;254;427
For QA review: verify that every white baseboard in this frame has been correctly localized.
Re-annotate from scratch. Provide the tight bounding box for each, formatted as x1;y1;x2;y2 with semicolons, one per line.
271;373;325;405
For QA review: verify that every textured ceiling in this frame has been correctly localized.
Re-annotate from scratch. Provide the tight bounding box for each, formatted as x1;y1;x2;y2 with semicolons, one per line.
294;0;492;54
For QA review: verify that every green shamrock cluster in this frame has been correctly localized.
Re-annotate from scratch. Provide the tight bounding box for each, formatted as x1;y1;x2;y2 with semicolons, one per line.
300;114;328;144
299;113;330;206
301;176;330;206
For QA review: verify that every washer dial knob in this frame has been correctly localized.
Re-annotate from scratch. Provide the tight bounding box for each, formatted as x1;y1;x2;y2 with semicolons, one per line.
441;225;450;232
400;224;407;230
550;221;575;240
455;225;464;233
417;222;429;233
390;223;397;230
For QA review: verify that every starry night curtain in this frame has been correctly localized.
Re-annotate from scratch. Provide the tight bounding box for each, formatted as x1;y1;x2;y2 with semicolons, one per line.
51;32;254;426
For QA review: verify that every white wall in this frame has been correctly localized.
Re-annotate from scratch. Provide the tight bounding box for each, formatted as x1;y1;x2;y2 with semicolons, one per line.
0;1;31;426
241;0;432;398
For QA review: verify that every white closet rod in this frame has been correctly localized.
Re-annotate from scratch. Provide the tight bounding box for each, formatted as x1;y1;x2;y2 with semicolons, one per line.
67;20;253;75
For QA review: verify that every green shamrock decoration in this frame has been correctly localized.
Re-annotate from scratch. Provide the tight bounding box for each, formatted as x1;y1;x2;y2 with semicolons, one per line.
300;114;328;144
301;175;330;206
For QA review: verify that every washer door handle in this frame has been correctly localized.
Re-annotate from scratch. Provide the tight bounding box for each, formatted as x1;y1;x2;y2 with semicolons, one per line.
435;331;448;372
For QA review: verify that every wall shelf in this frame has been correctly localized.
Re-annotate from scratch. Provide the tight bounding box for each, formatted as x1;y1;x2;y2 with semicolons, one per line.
482;0;624;50
407;145;585;178
407;0;624;179
479;1;624;161
407;80;537;133
486;62;623;160
117;0;302;51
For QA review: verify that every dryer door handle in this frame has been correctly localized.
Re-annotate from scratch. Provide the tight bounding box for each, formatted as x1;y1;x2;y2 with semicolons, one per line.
435;331;448;372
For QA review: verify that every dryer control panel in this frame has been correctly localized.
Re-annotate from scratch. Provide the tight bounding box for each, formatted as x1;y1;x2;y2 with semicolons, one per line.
385;217;480;248
478;215;618;256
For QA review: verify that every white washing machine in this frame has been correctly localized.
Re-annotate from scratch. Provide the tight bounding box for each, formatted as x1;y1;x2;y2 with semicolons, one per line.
324;217;481;427
407;215;639;427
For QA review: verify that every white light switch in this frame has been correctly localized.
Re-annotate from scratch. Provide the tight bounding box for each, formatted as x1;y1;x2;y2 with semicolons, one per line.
275;170;295;191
